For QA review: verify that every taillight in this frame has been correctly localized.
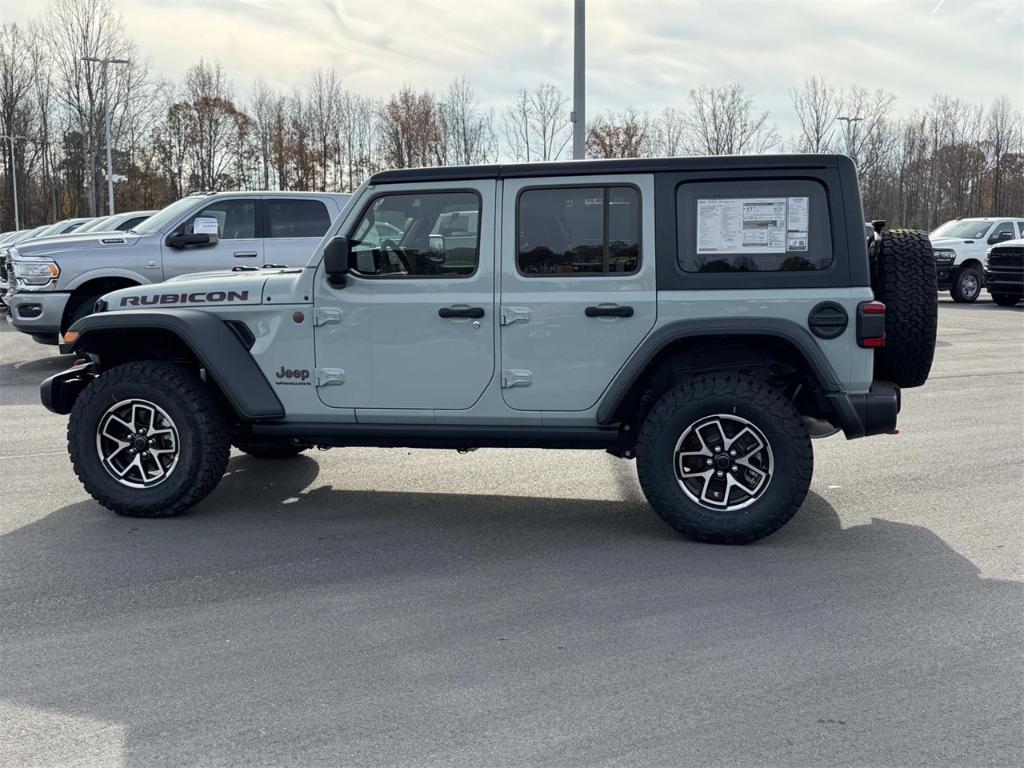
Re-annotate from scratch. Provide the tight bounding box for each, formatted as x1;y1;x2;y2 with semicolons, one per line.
858;301;886;348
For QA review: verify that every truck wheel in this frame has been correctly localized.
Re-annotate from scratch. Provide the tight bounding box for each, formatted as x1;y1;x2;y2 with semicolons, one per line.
68;361;230;517
233;440;306;459
64;292;103;333
991;294;1021;307
869;229;938;388
950;266;982;303
635;374;813;544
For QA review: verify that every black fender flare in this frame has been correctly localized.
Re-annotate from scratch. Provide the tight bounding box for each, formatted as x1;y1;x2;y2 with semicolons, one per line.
68;309;284;420
595;317;843;425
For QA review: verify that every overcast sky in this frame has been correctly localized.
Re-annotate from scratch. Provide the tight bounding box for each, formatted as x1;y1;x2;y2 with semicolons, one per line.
8;0;1024;138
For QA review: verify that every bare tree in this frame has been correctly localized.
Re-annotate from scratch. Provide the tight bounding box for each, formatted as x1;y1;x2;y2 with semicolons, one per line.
650;107;687;157
337;90;380;190
436;77;495;165
380;85;437;169
308;69;340;190
182;60;240;190
586;108;651;159
683;84;779;155
790;76;840;152
503;83;571;162
985;96;1021;213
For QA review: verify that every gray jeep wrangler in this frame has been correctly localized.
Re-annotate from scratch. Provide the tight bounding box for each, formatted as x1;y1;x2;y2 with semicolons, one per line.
41;155;937;543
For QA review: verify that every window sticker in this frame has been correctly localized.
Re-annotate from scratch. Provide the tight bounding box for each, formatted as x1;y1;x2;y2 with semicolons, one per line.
697;197;809;254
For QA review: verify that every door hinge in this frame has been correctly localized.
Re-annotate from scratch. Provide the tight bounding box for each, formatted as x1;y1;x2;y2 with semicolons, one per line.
500;306;531;326
315;368;346;386
313;308;343;327
501;369;533;388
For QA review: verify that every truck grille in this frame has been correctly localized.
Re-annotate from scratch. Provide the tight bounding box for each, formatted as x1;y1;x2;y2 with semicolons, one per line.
988;246;1023;270
0;254;9;283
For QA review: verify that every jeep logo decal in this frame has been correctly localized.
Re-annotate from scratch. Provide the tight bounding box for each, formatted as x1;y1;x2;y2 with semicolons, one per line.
274;366;311;386
119;290;249;306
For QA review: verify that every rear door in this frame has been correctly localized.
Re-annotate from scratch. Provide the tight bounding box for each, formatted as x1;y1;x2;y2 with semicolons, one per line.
262;196;335;266
161;197;264;278
499;174;657;411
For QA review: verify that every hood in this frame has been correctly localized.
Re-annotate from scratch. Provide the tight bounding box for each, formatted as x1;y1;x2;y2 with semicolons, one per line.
103;270;271;310
10;230;141;257
929;236;985;250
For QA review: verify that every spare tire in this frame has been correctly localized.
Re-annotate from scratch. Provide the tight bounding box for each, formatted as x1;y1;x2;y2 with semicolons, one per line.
868;229;937;388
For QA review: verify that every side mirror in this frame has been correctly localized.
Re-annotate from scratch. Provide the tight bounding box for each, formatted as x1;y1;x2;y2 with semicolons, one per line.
426;234;447;264
166;232;214;249
323;236;351;287
989;231;1013;244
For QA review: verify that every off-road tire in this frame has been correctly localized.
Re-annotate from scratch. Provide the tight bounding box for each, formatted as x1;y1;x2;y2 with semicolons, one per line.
635;374;813;544
68;361;229;517
233;440;306;459
950;265;982;303
991;293;1021;307
869;229;938;388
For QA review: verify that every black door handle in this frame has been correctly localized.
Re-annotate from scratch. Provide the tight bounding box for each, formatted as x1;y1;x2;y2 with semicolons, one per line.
438;306;485;319
585;305;634;318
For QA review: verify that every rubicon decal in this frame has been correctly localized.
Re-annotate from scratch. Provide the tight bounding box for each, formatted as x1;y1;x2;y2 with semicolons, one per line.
119;290;249;306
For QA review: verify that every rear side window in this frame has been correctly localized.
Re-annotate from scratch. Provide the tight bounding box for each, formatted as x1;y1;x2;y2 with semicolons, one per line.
676;180;832;273
517;186;640;276
266;199;332;238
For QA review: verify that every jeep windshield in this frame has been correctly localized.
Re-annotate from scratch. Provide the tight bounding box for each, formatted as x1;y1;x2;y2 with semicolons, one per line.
931;219;992;239
129;197;203;235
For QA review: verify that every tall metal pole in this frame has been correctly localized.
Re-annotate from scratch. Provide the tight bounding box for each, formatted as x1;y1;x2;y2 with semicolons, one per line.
1;134;25;229
83;56;129;216
572;0;586;160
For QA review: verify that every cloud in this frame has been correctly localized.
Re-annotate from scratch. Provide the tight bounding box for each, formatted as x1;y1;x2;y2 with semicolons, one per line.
8;0;1023;138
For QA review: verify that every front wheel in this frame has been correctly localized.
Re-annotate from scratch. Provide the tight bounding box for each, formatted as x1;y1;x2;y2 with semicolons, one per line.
950;266;982;303
636;375;813;544
68;361;230;517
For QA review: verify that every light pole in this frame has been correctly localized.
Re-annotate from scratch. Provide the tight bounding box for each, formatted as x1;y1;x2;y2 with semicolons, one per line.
571;0;586;160
1;133;26;230
83;56;129;215
835;115;864;162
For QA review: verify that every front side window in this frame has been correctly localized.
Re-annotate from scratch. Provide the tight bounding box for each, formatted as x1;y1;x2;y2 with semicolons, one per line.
517;186;640;276
267;199;331;238
183;200;256;240
349;191;480;277
990;221;1015;242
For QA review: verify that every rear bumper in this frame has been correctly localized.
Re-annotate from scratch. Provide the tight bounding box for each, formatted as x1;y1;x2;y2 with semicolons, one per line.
826;382;900;439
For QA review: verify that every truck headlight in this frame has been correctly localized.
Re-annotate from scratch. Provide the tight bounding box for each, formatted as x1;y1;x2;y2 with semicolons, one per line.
933;249;956;266
12;259;60;284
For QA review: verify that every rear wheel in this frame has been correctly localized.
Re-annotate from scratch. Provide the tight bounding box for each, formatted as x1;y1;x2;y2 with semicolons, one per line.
950;266;982;303
991;293;1021;307
68;361;229;517
869;229;938;388
636;374;813;544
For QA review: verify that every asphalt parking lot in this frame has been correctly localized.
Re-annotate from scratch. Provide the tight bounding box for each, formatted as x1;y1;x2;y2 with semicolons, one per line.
1;297;1022;768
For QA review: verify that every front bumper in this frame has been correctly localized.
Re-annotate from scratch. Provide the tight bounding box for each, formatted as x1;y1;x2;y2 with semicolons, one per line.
826;382;901;439
936;266;953;290
3;289;70;339
41;361;98;415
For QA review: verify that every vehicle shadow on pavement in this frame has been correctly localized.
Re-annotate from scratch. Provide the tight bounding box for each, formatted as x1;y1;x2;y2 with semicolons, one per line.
2;454;1022;767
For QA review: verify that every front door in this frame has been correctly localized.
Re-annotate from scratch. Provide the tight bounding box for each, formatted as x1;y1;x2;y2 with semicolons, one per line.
499;174;657;411
161;197;264;279
314;181;496;411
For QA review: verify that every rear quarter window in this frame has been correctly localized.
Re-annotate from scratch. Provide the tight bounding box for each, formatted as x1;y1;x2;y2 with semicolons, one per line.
676;180;833;273
266;199;332;238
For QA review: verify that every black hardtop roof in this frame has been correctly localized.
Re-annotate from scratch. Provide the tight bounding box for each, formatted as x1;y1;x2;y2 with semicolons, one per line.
368;154;847;185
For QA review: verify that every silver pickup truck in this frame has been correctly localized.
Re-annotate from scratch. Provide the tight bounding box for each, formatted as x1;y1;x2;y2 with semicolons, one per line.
2;191;349;349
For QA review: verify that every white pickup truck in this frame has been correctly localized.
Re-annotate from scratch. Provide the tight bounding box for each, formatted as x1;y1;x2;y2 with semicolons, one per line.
2;191;349;349
930;217;1024;302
